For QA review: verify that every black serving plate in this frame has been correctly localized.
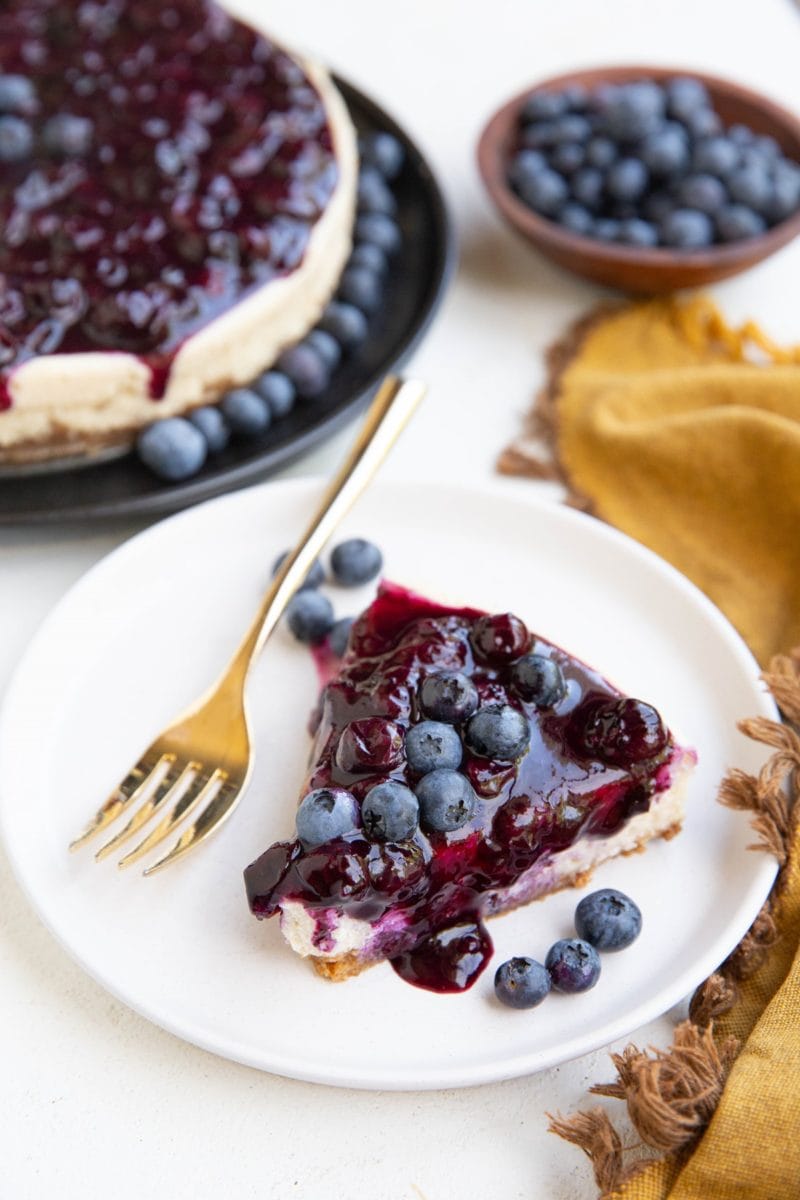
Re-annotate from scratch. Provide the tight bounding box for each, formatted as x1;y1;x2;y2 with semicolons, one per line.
0;76;455;525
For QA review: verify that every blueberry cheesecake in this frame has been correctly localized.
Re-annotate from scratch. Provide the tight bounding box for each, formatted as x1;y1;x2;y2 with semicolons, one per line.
0;0;357;464
245;583;696;993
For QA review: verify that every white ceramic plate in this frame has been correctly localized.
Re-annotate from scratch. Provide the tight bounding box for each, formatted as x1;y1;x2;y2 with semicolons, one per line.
0;479;777;1090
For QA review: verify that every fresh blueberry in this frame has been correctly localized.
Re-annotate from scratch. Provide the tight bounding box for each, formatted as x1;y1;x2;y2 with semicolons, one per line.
296;787;359;848
416;768;476;833
338;265;383;314
659;208;714;248
0;75;38;116
716;204;766;241
676;173;727;215
330;537;383;586
692;135;740;176
0;115;33;162
517;166;569;216
348;241;388;275
271;550;325;590
592;217;621;242
510;654;566;707
136;417;207;481
520;121;562;150
562;83;589;112
559;202;593;234
329;616;354;657
727;164;772;214
359;131;404;180
643;192;675;224
357;165;397;216
640;123;690;176
42;112;94;156
768;164;800;222
362;780;419;842
520;90;569;123
551;142;585;175
318;301;369;350
606;158;649;203
188;405;229;453
665;76;710;122
276;341;330;399
551;114;592;144
354;213;402;254
752;134;780;162
419;671;479;724
585;136;617;170
494;957;551;1009
220;387;271;435
617;217;659;247
684;107;722;139
406;720;463;774
305;328;342;370
254;370;296;418
600;81;665;139
509;149;548;190
571;166;604;211
728;123;754;147
545;938;601;992
286;590;335;644
575;888;643;951
464;704;530;762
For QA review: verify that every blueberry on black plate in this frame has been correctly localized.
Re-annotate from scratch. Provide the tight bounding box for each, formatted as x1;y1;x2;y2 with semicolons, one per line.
221;388;271;435
276;341;330;399
254;370;296;418
330;537;383;586
296;787;359;848
137;417;207;481
494;957;551;1009
286;590;335;644
318;300;369;349
545;938;601;992
359;131;404;180
188;405;229;453
575;888;642;951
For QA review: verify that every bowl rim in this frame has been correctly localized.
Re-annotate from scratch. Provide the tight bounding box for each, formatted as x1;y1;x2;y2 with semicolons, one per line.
477;63;800;268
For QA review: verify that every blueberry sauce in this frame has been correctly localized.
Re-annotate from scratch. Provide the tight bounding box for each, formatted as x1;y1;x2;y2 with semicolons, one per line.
0;0;338;407
245;583;681;993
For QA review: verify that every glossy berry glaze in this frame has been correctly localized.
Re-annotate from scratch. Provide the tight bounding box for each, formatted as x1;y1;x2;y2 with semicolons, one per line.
0;0;337;408
245;583;686;993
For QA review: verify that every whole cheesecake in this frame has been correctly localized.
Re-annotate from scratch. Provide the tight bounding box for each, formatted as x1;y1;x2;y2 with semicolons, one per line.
0;0;358;464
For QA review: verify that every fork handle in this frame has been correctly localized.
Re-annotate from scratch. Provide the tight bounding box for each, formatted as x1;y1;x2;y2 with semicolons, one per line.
229;374;426;676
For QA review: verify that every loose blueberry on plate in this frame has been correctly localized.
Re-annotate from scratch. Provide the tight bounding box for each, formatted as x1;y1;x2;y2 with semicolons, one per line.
329;616;355;658
348;241;388;275
188;405;229;453
136;417;207;481
354;212;402;255
276;342;330;399
357;165;397;216
305;328;342;371
545;938;601;992
465;704;530;762
286;590;335;644
362;780;419;841
510;654;566;707
318;300;369;349
359;131;404;180
420;670;480;724
272;550;325;591
220;388;271;435
575;888;643;951
330;537;383;585
254;370;296;419
416;768;476;833
296;787;360;849
338;265;383;314
494;957;552;1009
406;720;463;774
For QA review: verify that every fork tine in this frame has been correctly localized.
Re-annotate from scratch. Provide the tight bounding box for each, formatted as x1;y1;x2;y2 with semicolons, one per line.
142;773;246;876
94;759;200;861
116;768;227;869
69;753;176;852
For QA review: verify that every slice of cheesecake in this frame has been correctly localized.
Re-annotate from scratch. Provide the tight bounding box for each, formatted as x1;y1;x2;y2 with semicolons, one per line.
244;583;696;993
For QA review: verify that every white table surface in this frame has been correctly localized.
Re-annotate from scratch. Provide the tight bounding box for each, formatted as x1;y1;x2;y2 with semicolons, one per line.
2;2;799;1196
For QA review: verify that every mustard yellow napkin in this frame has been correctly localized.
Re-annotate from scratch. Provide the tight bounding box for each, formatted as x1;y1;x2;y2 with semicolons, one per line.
499;296;800;666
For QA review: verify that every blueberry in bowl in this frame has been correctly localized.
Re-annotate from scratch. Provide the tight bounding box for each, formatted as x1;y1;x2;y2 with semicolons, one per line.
477;65;800;292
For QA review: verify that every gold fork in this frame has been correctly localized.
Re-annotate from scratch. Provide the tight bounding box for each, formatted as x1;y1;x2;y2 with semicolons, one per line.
69;374;426;875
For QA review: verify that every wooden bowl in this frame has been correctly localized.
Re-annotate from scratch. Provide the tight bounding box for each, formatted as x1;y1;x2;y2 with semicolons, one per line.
477;65;800;293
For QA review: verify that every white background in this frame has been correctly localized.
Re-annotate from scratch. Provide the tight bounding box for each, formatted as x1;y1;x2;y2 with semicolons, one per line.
1;1;799;1196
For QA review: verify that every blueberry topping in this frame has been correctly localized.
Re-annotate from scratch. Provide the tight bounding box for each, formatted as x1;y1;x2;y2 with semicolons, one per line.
494;957;551;1009
330;537;383;586
716;204;766;241
362;780;419;842
220;388;271;435
359;131;404;180
276;342;330;399
545;938;601;992
255;371;296;419
338;265;383;314
354;212;402;254
42;113;94;157
470;613;530;665
510;654;566;707
659;208;714;248
305;328;342;371
335;716;404;774
318;301;369;350
136;417;207;481
569;696;668;767
295;787;359;849
0;115;33;163
329;616;354;658
286;590;335;644
357;165;397;216
419;670;479;724
575;888;643;951
367;841;426;898
295;846;368;903
464;704;530;762
272;551;325;591
406;720;463;774
0;75;38;116
416;768;476;833
188;405;229;453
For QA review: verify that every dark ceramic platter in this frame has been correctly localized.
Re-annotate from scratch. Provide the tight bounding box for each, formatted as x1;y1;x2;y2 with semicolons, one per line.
0;76;454;525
